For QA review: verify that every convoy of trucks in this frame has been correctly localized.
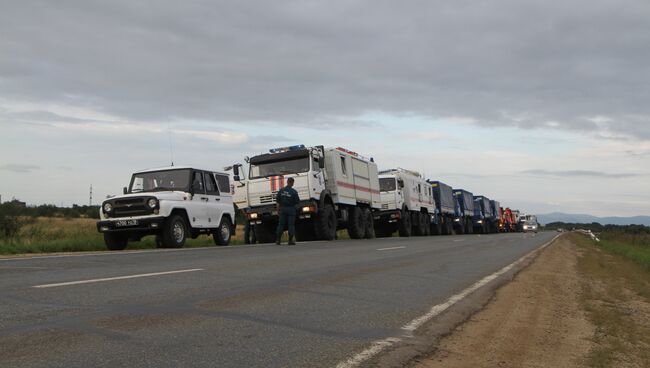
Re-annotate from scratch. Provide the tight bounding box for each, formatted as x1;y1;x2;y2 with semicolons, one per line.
97;144;539;250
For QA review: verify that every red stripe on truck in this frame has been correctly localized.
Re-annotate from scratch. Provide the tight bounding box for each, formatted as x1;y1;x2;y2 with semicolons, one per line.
336;181;380;195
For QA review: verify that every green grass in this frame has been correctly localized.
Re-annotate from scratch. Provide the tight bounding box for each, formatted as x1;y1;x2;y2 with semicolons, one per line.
570;232;650;367
0;217;244;255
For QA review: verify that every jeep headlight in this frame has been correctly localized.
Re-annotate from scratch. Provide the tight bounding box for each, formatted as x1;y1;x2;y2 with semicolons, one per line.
147;198;158;209
103;203;113;213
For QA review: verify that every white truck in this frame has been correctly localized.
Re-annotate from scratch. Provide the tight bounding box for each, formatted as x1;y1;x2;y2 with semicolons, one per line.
233;145;381;243
97;166;236;250
374;168;436;237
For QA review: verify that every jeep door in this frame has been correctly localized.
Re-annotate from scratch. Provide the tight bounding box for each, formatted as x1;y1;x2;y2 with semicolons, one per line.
203;171;223;228
189;170;209;228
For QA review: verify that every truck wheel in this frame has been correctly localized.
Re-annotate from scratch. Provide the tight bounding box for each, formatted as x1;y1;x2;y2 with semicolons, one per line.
398;209;412;237
431;219;442;235
316;204;337;241
104;233;128;251
447;220;454;235
424;215;431;236
455;219;465;235
363;208;375;239
161;214;188;248
420;213;429;236
347;206;366;239
213;218;232;246
465;218;473;234
256;223;276;244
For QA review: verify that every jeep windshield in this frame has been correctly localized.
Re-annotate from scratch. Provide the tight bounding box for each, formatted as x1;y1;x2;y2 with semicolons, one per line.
249;151;310;179
129;169;191;193
379;178;397;192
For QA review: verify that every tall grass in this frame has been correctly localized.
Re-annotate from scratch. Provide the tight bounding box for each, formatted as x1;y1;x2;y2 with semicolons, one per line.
588;231;650;272
0;217;244;255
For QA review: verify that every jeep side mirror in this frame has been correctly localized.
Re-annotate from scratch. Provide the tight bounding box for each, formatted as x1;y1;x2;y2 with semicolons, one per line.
318;157;325;169
123;187;128;195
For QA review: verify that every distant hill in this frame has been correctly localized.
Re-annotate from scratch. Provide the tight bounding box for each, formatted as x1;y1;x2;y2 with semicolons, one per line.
537;212;650;227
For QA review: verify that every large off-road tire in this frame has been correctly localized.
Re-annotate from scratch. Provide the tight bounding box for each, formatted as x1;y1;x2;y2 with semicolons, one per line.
256;223;277;244
104;233;128;251
161;214;188;248
418;213;429;236
424;215;431;236
244;223;257;244
315;204;337;241
447;220;454;235
363;208;375;239
213;217;232;246
398;209;412;237
347;206;366;239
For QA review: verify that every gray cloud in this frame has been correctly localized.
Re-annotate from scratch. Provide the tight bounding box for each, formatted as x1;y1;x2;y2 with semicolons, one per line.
521;169;643;179
0;164;41;173
1;1;650;139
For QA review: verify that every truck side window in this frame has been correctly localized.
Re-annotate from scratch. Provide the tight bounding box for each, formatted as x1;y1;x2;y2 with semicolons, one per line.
340;156;347;176
205;172;220;195
215;174;230;194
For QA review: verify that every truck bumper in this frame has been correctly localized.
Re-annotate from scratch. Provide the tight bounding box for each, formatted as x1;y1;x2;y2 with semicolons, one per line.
97;217;166;233
245;201;317;225
374;209;401;223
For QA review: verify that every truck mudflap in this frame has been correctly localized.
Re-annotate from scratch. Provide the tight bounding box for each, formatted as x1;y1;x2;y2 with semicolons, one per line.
97;217;166;233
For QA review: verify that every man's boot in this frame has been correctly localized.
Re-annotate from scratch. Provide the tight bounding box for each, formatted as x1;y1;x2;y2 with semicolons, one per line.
275;236;282;245
288;236;296;246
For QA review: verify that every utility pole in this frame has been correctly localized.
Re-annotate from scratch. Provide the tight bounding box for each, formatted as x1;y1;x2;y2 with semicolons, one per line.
89;184;93;206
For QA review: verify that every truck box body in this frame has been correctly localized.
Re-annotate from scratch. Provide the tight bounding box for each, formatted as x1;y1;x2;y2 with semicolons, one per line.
453;189;474;217
324;147;381;209
430;181;455;215
473;196;494;219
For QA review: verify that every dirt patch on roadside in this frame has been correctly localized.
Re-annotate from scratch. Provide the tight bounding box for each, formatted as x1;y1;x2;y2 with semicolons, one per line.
412;236;594;368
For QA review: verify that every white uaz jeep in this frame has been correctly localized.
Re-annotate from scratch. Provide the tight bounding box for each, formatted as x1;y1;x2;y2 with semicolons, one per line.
97;166;236;250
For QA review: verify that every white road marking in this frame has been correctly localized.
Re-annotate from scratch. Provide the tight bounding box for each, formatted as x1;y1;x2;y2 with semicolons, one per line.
32;268;204;289
376;246;406;251
335;234;561;368
453;239;466;242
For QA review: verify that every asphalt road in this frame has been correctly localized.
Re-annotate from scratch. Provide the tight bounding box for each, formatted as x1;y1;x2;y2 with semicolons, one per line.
0;232;556;368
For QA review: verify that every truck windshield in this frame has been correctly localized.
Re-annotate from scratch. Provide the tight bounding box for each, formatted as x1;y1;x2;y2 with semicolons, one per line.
379;178;397;192
249;157;310;179
129;169;191;193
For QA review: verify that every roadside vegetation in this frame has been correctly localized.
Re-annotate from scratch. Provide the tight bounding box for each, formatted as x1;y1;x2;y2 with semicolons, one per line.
571;230;650;367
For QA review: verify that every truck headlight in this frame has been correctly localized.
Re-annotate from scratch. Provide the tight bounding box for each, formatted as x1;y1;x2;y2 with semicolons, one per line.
478;220;483;224
103;203;113;213
147;198;158;209
248;213;258;220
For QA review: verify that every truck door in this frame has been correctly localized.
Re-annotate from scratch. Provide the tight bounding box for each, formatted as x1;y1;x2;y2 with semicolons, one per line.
189;170;208;228
203;171;223;228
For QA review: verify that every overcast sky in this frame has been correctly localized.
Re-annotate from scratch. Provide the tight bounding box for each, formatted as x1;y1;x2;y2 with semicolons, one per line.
1;0;649;217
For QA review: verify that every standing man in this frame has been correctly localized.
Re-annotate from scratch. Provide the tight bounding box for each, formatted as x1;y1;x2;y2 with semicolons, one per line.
276;177;300;245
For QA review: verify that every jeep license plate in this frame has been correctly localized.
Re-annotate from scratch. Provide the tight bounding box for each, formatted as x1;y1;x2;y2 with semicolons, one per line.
115;219;139;227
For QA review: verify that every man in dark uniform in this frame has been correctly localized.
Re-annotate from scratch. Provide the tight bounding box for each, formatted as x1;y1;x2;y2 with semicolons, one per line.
276;177;300;245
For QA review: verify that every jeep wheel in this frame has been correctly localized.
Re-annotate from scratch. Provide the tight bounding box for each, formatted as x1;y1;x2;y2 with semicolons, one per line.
161;214;188;248
398;209;412;237
104;233;128;251
363;208;375;239
316;204;337;241
347;206;366;239
213;218;232;246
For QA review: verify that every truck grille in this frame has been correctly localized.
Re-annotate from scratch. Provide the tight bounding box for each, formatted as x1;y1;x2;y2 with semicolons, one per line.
259;192;277;204
106;197;154;218
381;204;389;210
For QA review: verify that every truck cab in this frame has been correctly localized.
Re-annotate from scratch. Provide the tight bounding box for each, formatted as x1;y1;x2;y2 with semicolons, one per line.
453;189;475;234
97;166;236;250
473;195;495;234
375;168;435;237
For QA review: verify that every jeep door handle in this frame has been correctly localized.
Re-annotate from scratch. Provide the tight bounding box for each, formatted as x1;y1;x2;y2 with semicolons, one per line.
215;198;221;201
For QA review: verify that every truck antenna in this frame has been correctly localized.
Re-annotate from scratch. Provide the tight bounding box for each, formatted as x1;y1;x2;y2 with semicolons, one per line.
167;122;174;166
